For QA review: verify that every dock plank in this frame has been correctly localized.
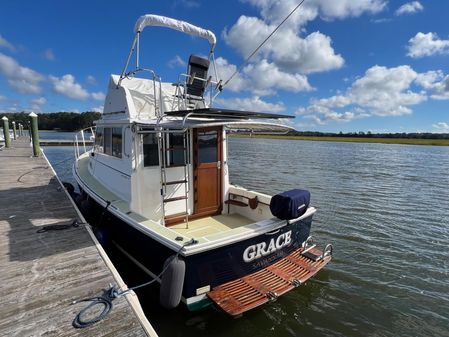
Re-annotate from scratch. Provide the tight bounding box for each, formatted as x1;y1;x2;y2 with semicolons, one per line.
0;138;154;337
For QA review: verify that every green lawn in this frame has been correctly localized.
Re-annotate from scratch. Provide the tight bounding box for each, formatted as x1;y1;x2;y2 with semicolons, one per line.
233;135;449;146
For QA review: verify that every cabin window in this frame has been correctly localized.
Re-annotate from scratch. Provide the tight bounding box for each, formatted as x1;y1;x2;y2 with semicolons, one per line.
112;127;122;158
94;127;103;153
104;128;112;156
102;127;122;158
143;134;159;167
167;133;186;166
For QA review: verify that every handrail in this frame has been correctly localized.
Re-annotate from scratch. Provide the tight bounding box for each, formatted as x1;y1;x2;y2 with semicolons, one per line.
120;67;163;119
74;126;96;160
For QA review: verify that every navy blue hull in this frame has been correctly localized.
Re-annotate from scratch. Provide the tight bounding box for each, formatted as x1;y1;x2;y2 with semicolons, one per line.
82;195;313;302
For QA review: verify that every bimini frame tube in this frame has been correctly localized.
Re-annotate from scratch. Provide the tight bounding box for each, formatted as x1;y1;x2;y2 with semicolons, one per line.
119;33;139;86
119;14;217;87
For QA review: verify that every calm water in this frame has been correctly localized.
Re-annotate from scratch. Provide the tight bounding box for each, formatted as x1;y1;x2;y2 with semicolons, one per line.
44;138;449;337
39;130;76;140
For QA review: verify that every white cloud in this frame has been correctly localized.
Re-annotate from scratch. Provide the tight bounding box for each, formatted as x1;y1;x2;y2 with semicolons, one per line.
433;122;449;131
415;70;444;89
395;1;423;16
30;97;47;111
0;52;44;94
349;65;425;116
30;97;46;106
91;91;106;101
415;71;449;100
50;74;105;101
173;0;200;8
212;57;245;92
168;55;187;69
49;74;90;100
407;32;449;58
0;34;15;52
223;16;344;74
215;96;285;113
242;59;313;95
90;105;104;113
243;0;386;28
43;48;55;61
219;0;386;103
225;0;385;74
213;57;312;96
371;18;392;24
314;0;386;19
0;95;6;101
86;75;96;85
297;65;429;124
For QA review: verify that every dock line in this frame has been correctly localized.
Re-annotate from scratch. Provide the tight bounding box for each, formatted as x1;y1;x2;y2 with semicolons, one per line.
42;150;158;336
71;237;199;328
36;219;86;233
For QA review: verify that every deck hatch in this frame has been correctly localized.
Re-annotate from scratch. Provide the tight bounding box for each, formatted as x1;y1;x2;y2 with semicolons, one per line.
207;246;331;317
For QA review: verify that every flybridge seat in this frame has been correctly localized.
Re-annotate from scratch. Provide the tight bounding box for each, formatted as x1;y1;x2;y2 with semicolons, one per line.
186;55;210;97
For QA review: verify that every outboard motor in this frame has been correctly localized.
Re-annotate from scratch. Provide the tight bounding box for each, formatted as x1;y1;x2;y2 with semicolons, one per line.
270;189;310;220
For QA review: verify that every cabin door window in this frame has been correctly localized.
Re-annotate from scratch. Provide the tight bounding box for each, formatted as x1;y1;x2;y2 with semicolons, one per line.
193;127;222;216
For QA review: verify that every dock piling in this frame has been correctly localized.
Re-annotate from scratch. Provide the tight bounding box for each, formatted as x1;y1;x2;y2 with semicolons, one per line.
29;112;41;156
1;116;11;148
12;121;17;140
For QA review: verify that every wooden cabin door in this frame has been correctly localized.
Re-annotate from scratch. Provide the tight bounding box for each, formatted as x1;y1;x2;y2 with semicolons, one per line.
193;127;222;217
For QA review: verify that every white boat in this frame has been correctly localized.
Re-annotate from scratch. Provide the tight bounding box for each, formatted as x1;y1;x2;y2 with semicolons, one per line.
0;129;14;143
73;14;332;316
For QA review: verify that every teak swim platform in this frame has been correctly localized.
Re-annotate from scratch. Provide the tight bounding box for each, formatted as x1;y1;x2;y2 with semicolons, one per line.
207;246;331;317
0;138;156;336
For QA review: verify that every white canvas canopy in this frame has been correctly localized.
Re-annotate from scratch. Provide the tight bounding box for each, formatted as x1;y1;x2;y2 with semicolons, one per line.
134;14;216;45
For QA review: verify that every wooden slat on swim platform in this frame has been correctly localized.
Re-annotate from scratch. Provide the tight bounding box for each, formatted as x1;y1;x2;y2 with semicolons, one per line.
207;246;331;317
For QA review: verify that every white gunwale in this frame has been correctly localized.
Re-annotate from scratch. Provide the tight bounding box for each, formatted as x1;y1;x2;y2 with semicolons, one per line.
74;151;316;256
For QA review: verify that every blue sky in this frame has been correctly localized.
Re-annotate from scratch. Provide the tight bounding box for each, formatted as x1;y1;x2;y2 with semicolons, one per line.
1;0;448;133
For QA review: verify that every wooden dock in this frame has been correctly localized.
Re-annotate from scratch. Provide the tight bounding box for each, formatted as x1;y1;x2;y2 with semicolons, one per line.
0;138;157;337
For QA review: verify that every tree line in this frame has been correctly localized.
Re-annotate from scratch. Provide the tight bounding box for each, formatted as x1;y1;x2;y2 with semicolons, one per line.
287;130;449;139
1;112;101;131
2;111;448;139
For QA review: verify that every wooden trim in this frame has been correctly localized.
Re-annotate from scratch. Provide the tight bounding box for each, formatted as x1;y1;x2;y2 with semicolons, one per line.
164;211;218;227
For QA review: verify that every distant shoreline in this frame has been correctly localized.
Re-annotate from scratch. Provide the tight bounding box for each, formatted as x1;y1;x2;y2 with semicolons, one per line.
232;134;449;146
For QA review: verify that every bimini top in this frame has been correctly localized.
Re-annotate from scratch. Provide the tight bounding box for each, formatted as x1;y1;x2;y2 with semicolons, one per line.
134;14;216;45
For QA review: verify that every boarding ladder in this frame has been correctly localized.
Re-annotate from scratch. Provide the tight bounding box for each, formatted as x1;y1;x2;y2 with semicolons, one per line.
158;128;191;228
